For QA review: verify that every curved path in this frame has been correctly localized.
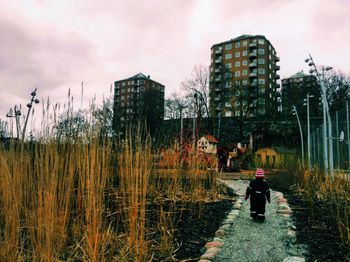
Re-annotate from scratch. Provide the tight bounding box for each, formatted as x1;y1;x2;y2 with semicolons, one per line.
213;180;306;262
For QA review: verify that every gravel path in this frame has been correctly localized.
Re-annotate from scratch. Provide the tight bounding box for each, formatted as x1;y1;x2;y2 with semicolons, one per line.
213;180;306;262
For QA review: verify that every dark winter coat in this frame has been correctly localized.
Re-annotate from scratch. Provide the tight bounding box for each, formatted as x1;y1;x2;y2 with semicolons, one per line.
245;178;271;216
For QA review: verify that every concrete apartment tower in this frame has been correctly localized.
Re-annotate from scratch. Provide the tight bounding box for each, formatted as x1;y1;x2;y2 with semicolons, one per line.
113;73;165;136
281;71;321;118
209;35;280;119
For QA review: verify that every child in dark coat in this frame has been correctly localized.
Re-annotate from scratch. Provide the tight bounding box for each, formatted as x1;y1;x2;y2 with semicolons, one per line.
245;168;271;221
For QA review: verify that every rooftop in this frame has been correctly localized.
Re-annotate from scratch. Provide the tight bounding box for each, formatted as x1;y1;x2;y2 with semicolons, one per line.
211;34;273;49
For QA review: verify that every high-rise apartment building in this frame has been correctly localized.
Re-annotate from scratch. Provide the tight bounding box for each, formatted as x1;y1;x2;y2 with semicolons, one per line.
113;73;165;135
209;35;280;118
281;71;321;118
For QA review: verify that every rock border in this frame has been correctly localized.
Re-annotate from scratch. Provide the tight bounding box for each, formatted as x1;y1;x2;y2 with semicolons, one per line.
200;182;242;261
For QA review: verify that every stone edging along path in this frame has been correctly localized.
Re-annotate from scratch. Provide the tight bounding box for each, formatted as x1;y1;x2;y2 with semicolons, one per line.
199;180;307;262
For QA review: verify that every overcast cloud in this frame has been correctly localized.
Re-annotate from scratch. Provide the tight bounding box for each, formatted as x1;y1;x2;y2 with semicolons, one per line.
1;0;350;130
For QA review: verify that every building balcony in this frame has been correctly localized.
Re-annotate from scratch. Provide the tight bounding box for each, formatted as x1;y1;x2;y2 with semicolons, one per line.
249;93;257;98
275;75;280;80
249;42;257;48
249;51;257;58
249;61;257;68
249;72;257;78
250;80;258;86
215;87;221;92
215;57;222;63
215;48;222;54
275;65;280;70
215;96;221;101
215;77;222;82
275;56;280;62
214;67;221;73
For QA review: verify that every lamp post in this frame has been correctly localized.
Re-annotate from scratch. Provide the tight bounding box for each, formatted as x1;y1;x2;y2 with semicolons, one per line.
292;105;304;166
305;55;333;177
304;93;314;169
22;88;39;142
192;93;197;152
6;105;22;139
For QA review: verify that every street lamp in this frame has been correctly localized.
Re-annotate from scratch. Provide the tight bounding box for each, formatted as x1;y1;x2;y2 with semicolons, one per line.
305;54;333;177
6;105;22;139
22;88;39;142
292;105;304;166
303;94;314;169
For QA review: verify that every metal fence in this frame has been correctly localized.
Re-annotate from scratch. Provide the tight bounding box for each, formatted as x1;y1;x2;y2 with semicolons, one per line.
309;102;350;171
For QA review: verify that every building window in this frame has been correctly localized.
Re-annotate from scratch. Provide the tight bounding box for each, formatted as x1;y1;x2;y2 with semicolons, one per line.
226;81;232;87
258;79;265;84
242;69;248;76
225;53;232;60
235;71;241;77
225;72;232;78
235;42;240;48
259;88;266;94
242;40;248;46
242;60;248;66
258;68;265;75
225;111;233;117
225;63;232;69
258;98;265;105
258;48;265;55
122;82;126;86
258;108;266;115
242;80;248;85
258;58;265;64
121;95;125;101
235;51;240;58
235;90;240;96
121;89;126;93
258;39;265;45
242;50;248;56
235;111;240;116
225;43;232;50
235;61;240;67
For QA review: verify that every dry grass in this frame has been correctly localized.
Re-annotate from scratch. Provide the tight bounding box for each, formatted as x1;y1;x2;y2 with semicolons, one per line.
0;113;220;261
290;167;350;246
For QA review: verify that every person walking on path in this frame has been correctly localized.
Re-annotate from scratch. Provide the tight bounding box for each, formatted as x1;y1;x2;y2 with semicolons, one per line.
245;168;271;221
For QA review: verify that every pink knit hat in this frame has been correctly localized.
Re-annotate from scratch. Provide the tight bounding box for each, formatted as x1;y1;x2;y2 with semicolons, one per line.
255;168;265;178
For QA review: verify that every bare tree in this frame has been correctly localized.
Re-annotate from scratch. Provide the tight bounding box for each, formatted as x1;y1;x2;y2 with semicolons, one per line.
325;71;350;113
227;81;256;140
181;64;210;118
0;119;9;139
93;98;114;137
164;92;189;120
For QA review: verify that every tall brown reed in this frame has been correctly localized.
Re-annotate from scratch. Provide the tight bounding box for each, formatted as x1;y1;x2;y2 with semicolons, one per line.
117;128;151;261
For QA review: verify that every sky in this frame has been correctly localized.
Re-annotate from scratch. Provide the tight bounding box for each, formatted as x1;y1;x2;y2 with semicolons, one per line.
1;0;350;130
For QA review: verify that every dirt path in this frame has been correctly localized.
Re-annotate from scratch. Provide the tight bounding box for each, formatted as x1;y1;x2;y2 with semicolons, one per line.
213;180;306;262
